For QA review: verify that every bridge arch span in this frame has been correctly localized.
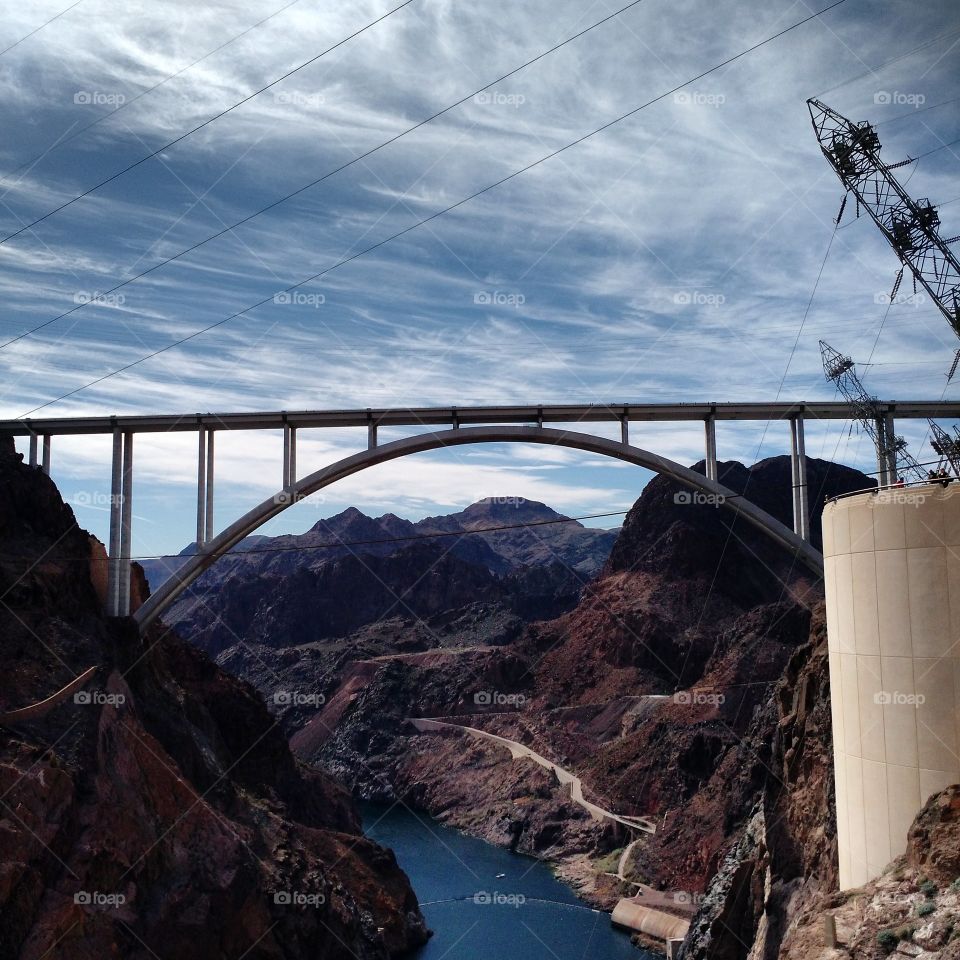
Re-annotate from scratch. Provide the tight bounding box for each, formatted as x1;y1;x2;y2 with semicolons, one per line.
134;426;824;630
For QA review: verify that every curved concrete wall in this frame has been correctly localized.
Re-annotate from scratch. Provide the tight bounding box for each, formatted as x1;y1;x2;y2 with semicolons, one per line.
824;484;960;889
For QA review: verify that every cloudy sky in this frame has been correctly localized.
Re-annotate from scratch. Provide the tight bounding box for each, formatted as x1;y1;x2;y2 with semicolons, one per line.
0;0;958;556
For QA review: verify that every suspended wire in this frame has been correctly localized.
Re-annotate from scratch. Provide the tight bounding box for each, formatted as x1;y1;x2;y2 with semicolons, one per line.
0;0;303;184
875;93;960;127
0;0;655;352
0;0;84;59
813;24;960;99
0;509;631;564
910;135;960;162
774;224;838;401
0;0;419;245
14;0;852;418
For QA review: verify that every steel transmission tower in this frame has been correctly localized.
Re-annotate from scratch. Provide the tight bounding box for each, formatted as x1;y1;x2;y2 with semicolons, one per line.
807;99;960;347
819;340;926;483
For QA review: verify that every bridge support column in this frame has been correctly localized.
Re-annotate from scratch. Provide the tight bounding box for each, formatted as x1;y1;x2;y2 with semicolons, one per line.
28;433;37;468
41;435;50;475
368;422;377;449
884;412;898;484
118;433;134;616
205;430;215;543
107;429;123;616
282;423;297;488
620;416;629;445
704;416;718;482
196;427;206;547
790;417;810;541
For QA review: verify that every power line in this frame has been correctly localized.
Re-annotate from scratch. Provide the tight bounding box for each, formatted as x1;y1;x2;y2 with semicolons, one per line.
814;24;960;99
126;509;630;561
0;0;654;351
911;134;960;161
1;509;630;564
0;0;418;245
875;93;960;127
0;0;303;184
15;0;852;418
0;0;84;59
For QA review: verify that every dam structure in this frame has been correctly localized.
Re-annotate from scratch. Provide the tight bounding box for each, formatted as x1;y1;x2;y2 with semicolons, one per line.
823;482;960;889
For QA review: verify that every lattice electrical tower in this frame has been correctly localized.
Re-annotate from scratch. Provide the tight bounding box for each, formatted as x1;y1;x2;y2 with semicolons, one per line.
820;340;926;482
808;99;960;346
810;99;960;480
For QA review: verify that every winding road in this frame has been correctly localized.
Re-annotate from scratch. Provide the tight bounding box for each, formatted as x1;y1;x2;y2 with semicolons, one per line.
408;718;656;834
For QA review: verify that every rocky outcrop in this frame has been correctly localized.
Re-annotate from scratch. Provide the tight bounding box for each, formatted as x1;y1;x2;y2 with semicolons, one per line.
0;440;427;960
757;785;960;958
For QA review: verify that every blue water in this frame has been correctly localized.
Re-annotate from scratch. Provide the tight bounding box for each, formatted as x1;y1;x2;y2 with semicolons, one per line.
360;802;654;959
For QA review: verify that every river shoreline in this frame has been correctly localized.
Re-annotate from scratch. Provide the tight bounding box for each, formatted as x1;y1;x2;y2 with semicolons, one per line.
359;800;657;959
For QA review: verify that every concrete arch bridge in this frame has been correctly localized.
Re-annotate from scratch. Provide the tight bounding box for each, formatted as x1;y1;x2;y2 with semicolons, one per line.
4;400;953;628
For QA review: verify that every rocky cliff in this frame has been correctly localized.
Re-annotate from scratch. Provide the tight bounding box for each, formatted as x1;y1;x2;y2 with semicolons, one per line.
0;437;427;960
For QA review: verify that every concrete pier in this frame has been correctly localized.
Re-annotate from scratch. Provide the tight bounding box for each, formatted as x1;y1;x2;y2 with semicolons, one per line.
823;483;960;888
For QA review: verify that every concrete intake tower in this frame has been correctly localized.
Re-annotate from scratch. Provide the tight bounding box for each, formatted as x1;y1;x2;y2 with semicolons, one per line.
823;483;960;889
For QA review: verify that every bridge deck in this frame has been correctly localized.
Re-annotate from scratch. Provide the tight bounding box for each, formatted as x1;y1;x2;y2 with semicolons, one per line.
2;400;959;436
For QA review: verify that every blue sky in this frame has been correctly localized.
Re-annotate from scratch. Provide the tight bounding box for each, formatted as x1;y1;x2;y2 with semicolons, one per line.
1;0;959;556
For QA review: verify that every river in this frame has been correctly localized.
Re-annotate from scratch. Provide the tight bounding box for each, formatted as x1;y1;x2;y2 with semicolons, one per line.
361;802;657;959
